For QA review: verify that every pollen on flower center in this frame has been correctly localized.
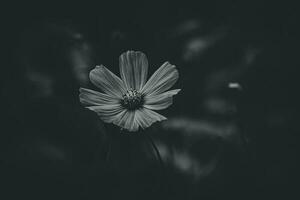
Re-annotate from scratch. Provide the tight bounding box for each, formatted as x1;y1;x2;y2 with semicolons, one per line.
121;89;144;110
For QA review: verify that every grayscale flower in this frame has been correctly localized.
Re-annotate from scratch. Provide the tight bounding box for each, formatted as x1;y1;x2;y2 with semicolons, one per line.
79;51;180;132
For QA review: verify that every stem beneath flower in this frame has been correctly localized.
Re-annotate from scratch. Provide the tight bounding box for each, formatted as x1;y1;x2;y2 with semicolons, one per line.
143;132;167;197
105;137;112;163
144;132;165;173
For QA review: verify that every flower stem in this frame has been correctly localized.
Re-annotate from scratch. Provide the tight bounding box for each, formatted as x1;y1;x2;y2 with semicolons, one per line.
144;132;165;172
143;132;167;197
105;137;112;163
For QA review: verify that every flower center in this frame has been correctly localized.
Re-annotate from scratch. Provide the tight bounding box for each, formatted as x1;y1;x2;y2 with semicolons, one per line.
121;89;144;110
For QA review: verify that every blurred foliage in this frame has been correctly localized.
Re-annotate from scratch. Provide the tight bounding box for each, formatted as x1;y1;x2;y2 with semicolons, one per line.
1;1;299;200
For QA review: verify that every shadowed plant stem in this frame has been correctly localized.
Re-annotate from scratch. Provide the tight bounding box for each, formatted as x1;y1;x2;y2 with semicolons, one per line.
105;137;112;163
143;131;166;197
143;132;165;172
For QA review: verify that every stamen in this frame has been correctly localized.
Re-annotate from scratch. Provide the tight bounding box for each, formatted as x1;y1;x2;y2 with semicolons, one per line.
121;89;143;110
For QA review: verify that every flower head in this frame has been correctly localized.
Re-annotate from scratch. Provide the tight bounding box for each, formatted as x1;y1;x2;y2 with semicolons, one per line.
79;51;180;132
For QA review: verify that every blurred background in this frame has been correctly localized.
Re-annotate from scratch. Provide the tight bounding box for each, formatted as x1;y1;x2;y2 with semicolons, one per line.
1;1;299;199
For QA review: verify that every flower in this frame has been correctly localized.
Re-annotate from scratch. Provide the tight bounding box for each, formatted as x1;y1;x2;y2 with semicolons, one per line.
79;51;180;132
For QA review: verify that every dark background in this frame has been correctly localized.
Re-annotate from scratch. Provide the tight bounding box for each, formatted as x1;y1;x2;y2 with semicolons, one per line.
1;1;299;199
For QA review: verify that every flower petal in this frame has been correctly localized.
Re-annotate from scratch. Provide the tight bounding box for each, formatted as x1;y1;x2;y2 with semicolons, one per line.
135;108;167;129
124;111;139;132
89;65;126;98
143;89;181;110
79;88;120;106
113;110;139;132
87;104;125;123
119;51;148;91
141;62;179;96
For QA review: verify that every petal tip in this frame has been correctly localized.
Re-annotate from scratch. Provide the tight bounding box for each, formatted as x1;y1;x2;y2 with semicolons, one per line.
160;116;168;121
121;50;146;57
163;61;177;70
95;65;103;69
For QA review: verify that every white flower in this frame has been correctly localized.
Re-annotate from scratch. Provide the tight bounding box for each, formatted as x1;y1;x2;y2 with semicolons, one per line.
79;51;180;132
